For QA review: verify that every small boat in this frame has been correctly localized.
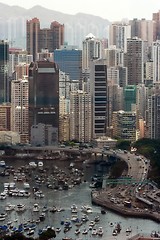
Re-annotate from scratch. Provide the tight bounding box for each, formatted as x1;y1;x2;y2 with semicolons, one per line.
112;229;118;236
75;228;81;235
94;215;100;222
101;208;106;214
92;228;97;235
5;203;15;211
32;203;40;212
39;213;45;221
126;227;132;233
16;203;26;212
38;161;43;167
0;161;6;167
55;227;61;233
82;228;88;235
27;229;35;235
97;226;104;236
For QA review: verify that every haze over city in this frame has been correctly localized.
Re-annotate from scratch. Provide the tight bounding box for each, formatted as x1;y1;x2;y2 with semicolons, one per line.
0;0;159;21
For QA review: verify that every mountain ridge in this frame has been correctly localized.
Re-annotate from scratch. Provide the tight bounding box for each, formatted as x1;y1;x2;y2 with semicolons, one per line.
0;3;110;49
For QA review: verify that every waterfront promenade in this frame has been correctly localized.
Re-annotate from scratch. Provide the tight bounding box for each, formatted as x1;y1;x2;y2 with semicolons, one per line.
91;190;160;223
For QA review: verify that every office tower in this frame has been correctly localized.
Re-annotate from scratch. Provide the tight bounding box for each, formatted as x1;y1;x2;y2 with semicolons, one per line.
28;60;59;143
11;78;29;143
0;103;11;131
27;18;64;61
112;110;137;142
152;40;160;84
125;37;147;85
130;18;155;46
0;40;9;103
82;33;102;70
70;90;91;143
90;59;108;138
152;10;160;40
124;85;137;111
109;22;131;52
148;93;160;139
54;45;82;82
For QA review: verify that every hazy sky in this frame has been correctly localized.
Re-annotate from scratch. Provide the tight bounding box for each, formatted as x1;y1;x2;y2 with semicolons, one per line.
0;0;159;21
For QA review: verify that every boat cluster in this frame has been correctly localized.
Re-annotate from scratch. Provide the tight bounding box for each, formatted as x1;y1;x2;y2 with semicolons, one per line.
57;204;104;237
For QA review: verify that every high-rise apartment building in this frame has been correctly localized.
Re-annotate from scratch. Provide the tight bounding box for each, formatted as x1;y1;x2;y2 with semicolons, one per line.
82;33;102;70
9;48;33;78
103;46;124;67
109;22;131;52
152;40;160;84
0;40;9;104
26;18;64;61
130;18;155;46
125;37;147;85
28;60;59;143
70;90;91;143
0;103;11;131
11;78;29;143
15;63;29;80
152;10;160;40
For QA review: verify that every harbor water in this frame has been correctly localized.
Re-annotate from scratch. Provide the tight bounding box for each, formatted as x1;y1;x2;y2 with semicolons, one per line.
0;157;159;239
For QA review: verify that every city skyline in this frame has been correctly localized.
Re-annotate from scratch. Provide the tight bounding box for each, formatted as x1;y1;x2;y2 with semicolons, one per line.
0;0;159;21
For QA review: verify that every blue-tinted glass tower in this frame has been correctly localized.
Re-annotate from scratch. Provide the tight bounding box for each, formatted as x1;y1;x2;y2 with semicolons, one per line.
54;45;82;82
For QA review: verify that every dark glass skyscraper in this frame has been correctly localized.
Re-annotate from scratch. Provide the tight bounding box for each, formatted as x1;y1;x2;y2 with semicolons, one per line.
0;40;9;103
28;60;59;139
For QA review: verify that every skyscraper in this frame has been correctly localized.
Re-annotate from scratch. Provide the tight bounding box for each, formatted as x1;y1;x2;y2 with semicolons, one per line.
130;18;155;46
152;40;160;84
148;93;160;139
26;18;64;61
26;18;40;62
0;40;9;103
11;78;29;143
90;59;108;139
28;60;59;142
124;85;137;111
70;90;91;143
54;45;82;81
82;33;102;70
125;37;147;85
109;22;131;52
